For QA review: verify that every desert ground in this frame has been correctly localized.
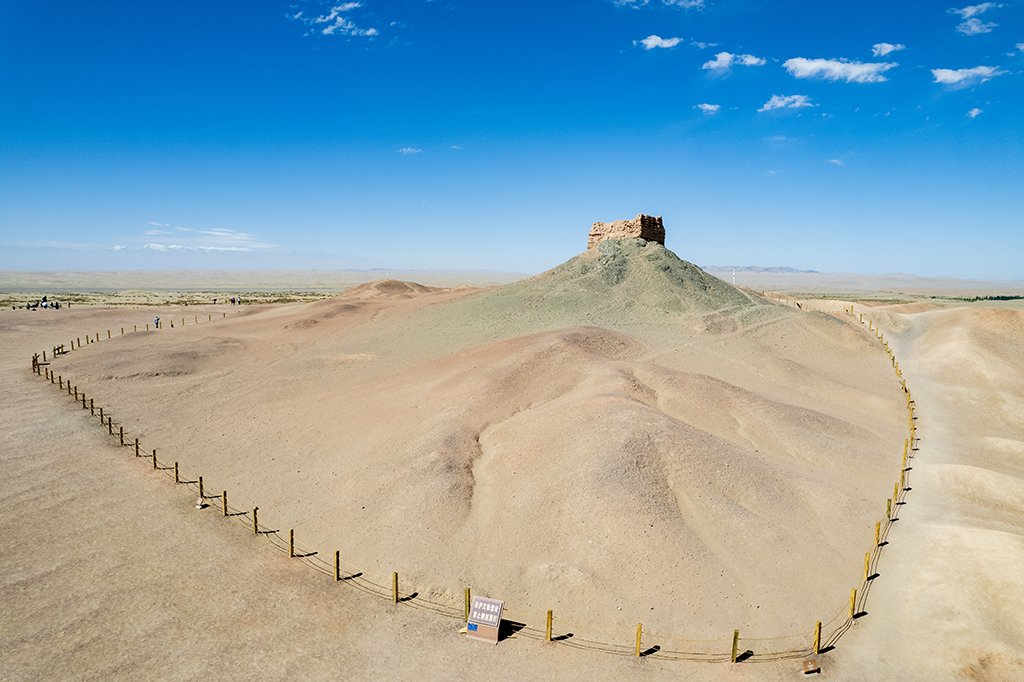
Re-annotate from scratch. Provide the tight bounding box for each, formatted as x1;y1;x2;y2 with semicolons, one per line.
2;245;1023;681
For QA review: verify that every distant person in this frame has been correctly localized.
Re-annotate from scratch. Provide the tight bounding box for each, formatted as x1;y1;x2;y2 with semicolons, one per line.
213;298;217;305
154;316;160;329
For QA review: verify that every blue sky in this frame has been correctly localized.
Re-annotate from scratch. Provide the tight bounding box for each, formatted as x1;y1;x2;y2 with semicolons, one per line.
1;1;1021;279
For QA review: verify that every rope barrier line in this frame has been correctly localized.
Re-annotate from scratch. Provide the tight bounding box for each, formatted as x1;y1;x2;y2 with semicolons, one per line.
32;304;916;663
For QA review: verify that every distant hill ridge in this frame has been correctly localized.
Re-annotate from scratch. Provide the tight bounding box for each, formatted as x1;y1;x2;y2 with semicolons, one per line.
703;265;819;274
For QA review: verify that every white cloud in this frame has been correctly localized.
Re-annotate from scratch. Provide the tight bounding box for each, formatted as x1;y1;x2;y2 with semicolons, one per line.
112;245;127;251
957;18;998;34
613;0;704;8
872;43;905;57
968;108;983;118
827;159;846;165
931;65;1007;84
694;103;720;113
1017;43;1024;51
702;51;766;70
398;147;423;154
639;35;682;49
783;58;898;83
949;3;1001;19
451;145;463;149
758;95;815;112
147;221;171;227
691;41;717;49
144;229;171;236
144;243;168;252
289;2;378;37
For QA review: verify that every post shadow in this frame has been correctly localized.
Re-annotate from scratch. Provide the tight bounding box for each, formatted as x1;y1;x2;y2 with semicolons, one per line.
639;645;661;657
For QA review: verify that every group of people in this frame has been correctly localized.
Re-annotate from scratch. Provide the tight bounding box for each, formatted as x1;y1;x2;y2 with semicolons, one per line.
15;296;64;310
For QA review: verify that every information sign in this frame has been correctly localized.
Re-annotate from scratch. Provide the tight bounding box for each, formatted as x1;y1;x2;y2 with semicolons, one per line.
466;596;504;644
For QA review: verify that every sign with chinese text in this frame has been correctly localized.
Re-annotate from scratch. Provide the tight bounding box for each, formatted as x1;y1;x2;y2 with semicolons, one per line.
466;596;503;644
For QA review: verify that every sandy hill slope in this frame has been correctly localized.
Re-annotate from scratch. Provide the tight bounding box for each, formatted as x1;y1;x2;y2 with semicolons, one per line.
46;241;906;642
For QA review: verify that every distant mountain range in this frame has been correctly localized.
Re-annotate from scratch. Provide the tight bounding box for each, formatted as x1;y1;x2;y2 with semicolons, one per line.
702;266;819;274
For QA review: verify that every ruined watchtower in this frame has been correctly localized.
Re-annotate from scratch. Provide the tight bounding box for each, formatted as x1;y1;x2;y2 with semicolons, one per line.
587;214;665;250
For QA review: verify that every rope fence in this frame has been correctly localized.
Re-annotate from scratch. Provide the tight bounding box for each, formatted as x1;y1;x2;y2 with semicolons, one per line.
28;296;917;665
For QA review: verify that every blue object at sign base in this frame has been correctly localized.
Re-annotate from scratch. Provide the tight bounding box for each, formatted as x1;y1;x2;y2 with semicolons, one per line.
468;623;478;631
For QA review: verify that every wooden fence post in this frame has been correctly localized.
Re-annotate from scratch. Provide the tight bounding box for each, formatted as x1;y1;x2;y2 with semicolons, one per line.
635;623;643;657
731;629;739;662
465;588;471;621
152;449;157;469
335;551;340;581
174;462;179;484
875;521;881;546
199;476;204;500
392;572;399;603
849;589;857;619
253;507;259;534
863;552;870;581
119;426;124;446
135;438;139;456
222;491;227;516
547;609;553;642
813;621;821;655
290;529;295;557
90;399;94;416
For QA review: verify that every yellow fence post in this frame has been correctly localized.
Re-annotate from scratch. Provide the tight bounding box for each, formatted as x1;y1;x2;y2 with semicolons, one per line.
875;521;881;546
636;623;643;657
731;629;739;662
90;399;94;416
119;426;124;446
546;610;553;642
222;490;228;516
849;589;857;619
465;588;471;621
152;449;157;469
199;476;204;500
863;552;870;581
392;572;399;603
814;621;821;655
887;498;892;518
174;462;179;484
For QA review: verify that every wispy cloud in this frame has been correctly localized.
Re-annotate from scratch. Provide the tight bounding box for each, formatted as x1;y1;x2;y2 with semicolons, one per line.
289;2;379;37
931;65;1007;85
758;95;815;112
612;0;704;8
950;4;1001;35
694;103;720;113
872;43;905;57
827;159;846;165
398;147;423;154
1018;43;1024;51
967;108;983;118
702;51;766;70
691;41;717;49
135;225;272;252
784;58;898;83
638;35;682;49
949;3;1001;19
957;17;998;34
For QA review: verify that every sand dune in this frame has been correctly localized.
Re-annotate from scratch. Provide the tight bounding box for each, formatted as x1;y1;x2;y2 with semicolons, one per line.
43;242;905;641
7;249;1021;680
